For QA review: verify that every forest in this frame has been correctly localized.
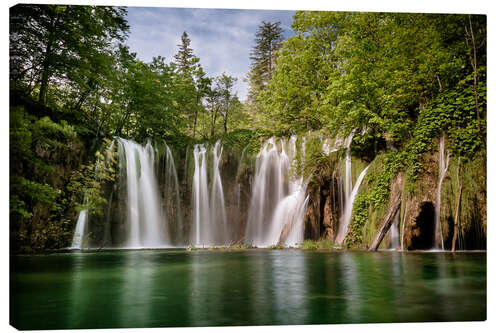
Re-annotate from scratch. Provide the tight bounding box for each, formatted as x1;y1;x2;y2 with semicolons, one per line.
9;5;486;253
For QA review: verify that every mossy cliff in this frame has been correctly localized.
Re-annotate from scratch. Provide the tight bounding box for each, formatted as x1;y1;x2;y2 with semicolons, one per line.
304;139;486;251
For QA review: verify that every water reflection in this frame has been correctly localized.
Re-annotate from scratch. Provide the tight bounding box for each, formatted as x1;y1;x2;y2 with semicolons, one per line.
118;251;154;327
270;251;308;324
12;250;486;330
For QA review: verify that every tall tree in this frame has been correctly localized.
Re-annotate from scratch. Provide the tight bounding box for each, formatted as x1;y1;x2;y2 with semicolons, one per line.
247;21;284;102
216;74;238;134
10;4;129;105
174;31;196;74
207;73;238;136
173;31;210;138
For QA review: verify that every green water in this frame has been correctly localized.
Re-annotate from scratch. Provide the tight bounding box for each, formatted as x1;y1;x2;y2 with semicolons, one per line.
10;250;486;329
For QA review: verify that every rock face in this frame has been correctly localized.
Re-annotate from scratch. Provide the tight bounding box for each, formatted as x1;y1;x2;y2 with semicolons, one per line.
304;169;343;242
402;150;486;251
322;195;334;240
404;153;439;250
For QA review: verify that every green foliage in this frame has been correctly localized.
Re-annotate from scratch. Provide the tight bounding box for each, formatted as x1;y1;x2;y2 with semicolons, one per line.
268;243;290;249
10;104;83;253
68;138;118;216
300;239;335;250
220;129;262;155
346;152;405;248
255;12;485;167
346;193;370;249
247;21;284;103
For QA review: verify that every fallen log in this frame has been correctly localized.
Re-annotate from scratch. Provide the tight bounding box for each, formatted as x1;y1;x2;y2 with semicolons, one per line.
368;191;402;251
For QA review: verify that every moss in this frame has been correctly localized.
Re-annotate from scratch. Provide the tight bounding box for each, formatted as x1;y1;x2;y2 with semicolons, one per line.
300;239;335;250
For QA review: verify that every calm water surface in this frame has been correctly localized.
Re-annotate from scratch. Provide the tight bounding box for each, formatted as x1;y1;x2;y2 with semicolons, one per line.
10;250;486;329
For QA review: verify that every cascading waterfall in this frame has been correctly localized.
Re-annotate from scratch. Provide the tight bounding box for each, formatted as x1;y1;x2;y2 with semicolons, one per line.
118;138;165;248
390;209;400;249
263;139;309;246
163;142;182;245
335;165;370;244
210;140;228;243
72;134;377;249
192;144;210;245
191;140;227;246
344;131;356;199
245;137;308;247
71;206;88;249
434;134;450;250
332;130;370;245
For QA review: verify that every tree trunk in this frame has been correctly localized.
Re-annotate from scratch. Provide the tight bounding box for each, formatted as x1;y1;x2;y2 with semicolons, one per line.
38;56;51;104
38;16;56;104
368;191;402;251
466;15;481;134
193;108;198;138
192;95;200;138
211;105;218;137
451;181;463;253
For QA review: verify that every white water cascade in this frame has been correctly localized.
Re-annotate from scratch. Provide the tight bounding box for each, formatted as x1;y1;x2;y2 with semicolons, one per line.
390;208;400;249
191;140;227;246
335;165;370;244
434;134;450;250
71;207;88;249
163;142;182;245
333;130;370;245
118;138;165;248
245;136;309;247
344;131;356;200
210;140;228;243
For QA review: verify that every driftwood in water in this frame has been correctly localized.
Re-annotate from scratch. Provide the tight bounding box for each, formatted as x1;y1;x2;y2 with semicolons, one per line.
369;191;402;251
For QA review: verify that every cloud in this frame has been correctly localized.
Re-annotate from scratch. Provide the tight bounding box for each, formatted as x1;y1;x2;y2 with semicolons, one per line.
126;7;295;100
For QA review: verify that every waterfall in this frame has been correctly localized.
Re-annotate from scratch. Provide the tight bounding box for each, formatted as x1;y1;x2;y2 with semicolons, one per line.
335;165;370;244
344;131;356;199
210;140;228;243
245;136;309;247
118;138;165;248
163;142;182;245
71;208;87;249
191;140;227;246
245;138;288;246
434;135;450;250
390;208;400;249
72;133;378;249
192;144;210;245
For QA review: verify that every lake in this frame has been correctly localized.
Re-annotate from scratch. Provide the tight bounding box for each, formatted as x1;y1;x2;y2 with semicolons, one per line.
10;249;486;329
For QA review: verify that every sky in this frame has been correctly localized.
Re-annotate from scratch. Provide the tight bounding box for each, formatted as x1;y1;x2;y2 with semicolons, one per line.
125;7;296;101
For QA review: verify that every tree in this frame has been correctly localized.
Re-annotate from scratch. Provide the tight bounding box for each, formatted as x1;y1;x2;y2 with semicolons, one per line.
10;4;129;105
206;74;238;136
174;31;196;75
247;21;284;102
216;74;238;134
173;31;210;138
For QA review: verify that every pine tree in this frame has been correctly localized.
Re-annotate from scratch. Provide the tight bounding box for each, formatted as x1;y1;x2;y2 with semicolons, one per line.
173;31;210;138
247;21;284;102
174;31;196;75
